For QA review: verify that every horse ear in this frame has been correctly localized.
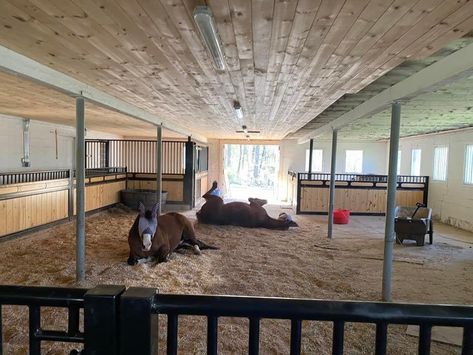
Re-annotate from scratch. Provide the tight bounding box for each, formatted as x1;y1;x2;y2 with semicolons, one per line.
151;202;160;217
138;202;146;216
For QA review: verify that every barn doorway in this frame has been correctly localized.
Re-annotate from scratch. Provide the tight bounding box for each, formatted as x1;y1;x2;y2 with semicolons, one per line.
223;144;280;202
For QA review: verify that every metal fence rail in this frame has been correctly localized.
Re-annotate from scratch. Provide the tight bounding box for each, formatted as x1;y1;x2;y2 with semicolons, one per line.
0;285;125;355
0;285;87;354
86;139;187;174
0;169;70;185
0;168;128;186
298;173;428;184
121;289;473;355
2;285;472;354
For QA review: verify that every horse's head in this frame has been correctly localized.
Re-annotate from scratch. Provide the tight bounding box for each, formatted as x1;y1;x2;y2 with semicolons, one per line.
278;212;299;228
137;201;160;251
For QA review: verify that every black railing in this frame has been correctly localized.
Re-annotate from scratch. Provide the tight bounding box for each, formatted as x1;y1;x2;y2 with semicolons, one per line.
298;173;428;184
0;169;70;185
0;285;87;354
84;167;127;177
86;139;187;174
0;285;125;355
3;285;472;354
121;288;473;355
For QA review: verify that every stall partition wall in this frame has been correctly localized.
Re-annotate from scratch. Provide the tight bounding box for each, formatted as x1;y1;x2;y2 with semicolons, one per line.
85;139;209;205
297;173;429;215
0;169;126;238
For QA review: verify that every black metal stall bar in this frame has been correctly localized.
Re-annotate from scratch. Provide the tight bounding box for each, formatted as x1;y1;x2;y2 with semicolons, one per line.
2;285;472;355
120;288;473;355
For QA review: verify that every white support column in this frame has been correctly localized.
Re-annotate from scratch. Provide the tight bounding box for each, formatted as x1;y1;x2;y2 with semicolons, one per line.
76;96;86;282
156;124;163;214
327;129;338;239
382;102;401;302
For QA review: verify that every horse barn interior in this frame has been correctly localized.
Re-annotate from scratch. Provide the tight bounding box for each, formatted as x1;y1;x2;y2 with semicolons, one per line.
0;0;473;354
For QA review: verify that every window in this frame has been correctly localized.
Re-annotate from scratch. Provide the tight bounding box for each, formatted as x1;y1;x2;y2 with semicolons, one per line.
465;145;473;184
345;150;363;173
196;146;208;172
433;146;448;181
411;149;421;176
305;149;323;172
397;150;401;175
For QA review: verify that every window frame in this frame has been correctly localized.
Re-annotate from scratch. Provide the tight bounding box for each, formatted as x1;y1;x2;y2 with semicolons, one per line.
432;145;448;181
305;149;323;173
464;144;473;185
410;148;422;176
345;149;363;174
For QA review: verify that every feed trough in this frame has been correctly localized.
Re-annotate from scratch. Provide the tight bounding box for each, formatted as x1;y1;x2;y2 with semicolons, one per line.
120;189;168;211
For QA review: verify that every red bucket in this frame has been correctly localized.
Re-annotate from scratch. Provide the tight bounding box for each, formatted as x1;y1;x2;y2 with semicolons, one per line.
333;209;350;224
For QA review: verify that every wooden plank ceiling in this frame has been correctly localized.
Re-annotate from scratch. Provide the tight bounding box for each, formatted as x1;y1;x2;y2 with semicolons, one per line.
291;36;473;140
335;74;473;141
0;70;185;138
1;0;473;140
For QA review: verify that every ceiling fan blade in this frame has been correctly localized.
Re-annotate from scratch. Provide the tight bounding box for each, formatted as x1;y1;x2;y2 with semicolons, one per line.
248;130;260;133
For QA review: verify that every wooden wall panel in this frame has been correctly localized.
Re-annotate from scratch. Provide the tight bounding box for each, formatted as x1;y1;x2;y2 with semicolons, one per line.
84;181;126;212
73;181;126;213
0;179;69;196
0;190;68;237
299;186;424;214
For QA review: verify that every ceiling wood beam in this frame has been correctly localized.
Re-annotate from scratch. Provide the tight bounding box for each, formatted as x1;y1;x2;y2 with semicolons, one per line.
297;41;473;144
0;44;208;143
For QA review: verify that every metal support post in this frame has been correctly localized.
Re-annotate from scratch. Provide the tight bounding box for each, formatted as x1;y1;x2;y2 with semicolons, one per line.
120;287;158;355
328;129;338;239
84;285;126;355
76;96;86;282
382;101;401;301
156;125;163;214
308;138;314;174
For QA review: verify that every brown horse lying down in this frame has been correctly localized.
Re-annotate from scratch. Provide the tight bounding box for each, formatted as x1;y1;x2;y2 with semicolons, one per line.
196;182;298;230
127;202;217;265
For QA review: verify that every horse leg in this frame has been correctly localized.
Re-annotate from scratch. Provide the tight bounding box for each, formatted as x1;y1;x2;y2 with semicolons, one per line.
127;256;138;266
156;244;171;263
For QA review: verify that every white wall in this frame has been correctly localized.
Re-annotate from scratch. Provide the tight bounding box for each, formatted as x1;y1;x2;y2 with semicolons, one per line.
278;139;388;200
0;115;121;172
398;128;473;232
280;139;388;174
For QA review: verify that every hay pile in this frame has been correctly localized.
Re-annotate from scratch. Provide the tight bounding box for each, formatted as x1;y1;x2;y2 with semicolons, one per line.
0;204;471;354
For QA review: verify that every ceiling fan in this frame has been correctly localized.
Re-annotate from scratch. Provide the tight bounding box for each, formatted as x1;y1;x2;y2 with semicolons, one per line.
235;125;260;134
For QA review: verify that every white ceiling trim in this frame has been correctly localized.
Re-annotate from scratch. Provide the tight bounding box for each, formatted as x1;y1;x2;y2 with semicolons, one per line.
297;42;473;144
0;45;207;143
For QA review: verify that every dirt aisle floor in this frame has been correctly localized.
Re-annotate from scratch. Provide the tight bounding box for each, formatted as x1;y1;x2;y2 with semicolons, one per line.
0;204;471;354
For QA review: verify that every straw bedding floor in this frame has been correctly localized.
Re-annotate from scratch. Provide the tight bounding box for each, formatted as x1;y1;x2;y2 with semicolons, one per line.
0;204;472;354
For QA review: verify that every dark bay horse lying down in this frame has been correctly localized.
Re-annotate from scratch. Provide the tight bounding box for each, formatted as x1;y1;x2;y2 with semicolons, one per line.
128;202;217;265
196;182;298;230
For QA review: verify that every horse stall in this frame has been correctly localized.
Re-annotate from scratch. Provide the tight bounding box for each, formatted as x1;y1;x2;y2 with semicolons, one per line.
1;1;473;354
85;139;207;209
296;173;429;215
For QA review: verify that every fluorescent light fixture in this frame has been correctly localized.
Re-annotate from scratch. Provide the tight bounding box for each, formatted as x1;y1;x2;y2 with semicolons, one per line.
234;101;243;119
194;6;226;71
